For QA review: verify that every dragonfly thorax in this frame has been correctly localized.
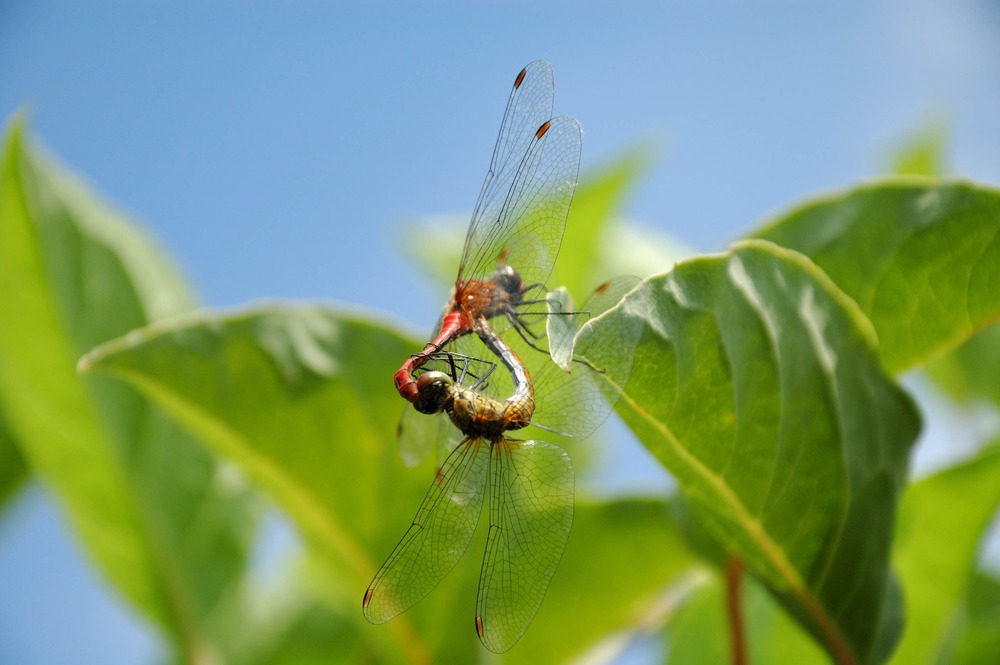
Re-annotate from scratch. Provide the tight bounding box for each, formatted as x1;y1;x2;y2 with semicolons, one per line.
489;264;524;299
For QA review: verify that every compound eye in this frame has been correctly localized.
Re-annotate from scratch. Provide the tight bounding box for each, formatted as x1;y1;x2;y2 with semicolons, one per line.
416;371;453;392
414;371;454;415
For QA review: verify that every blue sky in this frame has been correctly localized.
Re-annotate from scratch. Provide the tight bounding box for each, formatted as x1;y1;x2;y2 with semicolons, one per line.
1;2;999;663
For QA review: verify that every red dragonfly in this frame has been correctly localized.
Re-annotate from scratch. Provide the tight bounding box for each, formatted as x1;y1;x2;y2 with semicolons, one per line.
394;60;583;403
366;279;639;653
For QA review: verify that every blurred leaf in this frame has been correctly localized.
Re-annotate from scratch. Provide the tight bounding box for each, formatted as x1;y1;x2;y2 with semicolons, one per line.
82;305;708;663
555;146;650;298
886;118;948;177
890;443;1000;664
81;306;438;663
923;324;1000;408
597;222;695;284
395;213;466;300
882;120;1000;411
0;414;27;512
752;178;1000;374
517;498;697;664
202;557;365;665
665;571;827;665
662;573;729;664
0;117;257;662
577;241;920;664
947;569;1000;665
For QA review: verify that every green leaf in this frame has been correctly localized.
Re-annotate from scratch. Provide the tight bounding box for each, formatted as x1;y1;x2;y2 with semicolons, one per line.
890;444;1000;664
923;324;1000;408
881;120;1000;410
947;570;1000;665
665;571;828;665
80;305;460;663
200;556;366;665
81;304;707;662
577;240;920;664
516;498;698;663
0;413;27;512
0;117;256;662
752;178;1000;374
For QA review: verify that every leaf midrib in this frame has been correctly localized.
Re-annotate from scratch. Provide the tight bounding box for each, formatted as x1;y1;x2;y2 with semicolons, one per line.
92;363;433;665
617;387;857;665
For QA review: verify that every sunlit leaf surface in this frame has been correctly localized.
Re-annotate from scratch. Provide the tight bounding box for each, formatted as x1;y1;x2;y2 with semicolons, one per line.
752;178;1000;374
578;241;920;664
83;303;702;663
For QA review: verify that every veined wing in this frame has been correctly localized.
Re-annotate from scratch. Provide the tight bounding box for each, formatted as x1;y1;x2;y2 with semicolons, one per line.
458;61;554;282
475;438;574;653
547;276;642;371
458;61;582;289
531;276;643;439
459;115;582;289
363;436;490;623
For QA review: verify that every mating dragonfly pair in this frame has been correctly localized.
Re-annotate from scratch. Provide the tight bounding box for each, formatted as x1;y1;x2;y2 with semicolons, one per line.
363;61;635;654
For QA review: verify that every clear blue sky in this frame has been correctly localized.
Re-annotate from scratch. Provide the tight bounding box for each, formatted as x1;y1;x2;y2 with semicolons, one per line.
1;2;999;664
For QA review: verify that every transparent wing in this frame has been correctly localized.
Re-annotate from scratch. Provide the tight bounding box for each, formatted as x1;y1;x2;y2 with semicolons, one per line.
548;276;642;370
363;437;490;623
545;287;580;371
457;61;555;283
475;439;574;654
459;115;583;289
531;276;643;438
397;404;461;468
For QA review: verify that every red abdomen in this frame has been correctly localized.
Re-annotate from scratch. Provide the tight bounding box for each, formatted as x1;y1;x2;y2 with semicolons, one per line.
394;309;475;401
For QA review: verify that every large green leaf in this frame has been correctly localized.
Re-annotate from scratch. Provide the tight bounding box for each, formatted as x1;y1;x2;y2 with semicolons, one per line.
890;444;1000;664
88;307;489;662
752;178;1000;374
0;118;256;662
576;240;920;664
81;304;702;663
882;122;1000;410
81;306;437;662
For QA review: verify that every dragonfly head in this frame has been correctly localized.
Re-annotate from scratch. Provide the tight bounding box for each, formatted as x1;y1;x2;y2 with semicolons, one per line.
490;264;524;298
413;371;455;415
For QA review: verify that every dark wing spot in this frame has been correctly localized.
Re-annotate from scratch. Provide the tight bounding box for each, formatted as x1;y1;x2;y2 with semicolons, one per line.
514;67;527;89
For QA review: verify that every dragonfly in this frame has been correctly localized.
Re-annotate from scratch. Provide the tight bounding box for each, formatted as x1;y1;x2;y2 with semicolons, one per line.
394;60;583;403
365;279;640;653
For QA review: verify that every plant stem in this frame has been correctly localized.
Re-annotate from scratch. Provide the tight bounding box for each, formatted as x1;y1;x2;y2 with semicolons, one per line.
726;556;747;665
